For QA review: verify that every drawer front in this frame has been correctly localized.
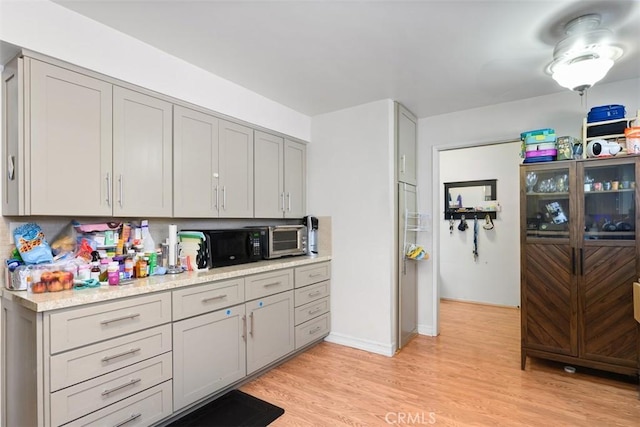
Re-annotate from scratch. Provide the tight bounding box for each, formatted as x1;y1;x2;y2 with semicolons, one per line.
245;269;293;300
294;280;330;307
63;380;173;427
50;324;172;392
294;262;331;288
294;297;330;326
173;278;245;320
295;313;330;349
48;292;172;354
50;352;172;427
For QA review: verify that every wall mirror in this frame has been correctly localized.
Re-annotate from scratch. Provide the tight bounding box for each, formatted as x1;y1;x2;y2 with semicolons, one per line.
444;179;497;219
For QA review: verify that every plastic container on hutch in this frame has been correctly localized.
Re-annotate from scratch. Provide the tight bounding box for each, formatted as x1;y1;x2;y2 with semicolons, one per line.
625;127;640;155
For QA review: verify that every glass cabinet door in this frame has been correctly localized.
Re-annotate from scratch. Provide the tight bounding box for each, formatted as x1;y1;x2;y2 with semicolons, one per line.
581;160;636;241
523;165;572;239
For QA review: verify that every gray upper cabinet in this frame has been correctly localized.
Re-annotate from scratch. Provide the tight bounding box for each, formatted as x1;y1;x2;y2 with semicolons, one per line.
254;131;284;218
173;106;253;218
284;140;306;218
28;58;114;216
173;105;220;217
218;120;254;218
254;132;306;218
2;52;307;219
396;103;417;185
113;87;173;217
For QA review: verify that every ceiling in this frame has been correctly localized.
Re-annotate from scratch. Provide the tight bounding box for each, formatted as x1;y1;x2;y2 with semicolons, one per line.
51;0;640;118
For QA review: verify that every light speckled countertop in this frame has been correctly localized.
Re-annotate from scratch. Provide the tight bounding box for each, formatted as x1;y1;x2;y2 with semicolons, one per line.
1;254;331;312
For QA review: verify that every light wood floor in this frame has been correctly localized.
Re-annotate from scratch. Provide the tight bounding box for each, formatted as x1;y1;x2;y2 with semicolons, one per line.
242;300;640;426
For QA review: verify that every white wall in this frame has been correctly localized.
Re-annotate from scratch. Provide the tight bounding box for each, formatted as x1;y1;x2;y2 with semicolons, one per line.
439;142;521;306
0;0;310;141
418;77;640;335
308;99;396;356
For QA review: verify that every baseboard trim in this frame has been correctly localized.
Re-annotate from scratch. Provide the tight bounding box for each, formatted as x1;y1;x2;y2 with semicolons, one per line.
440;297;520;309
418;324;437;336
324;332;394;357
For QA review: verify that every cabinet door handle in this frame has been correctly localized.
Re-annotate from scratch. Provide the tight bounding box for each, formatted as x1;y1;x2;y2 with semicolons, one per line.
101;378;141;396
100;313;140;325
214;186;219;210
309;326;322;335
249;312;254;337
571;248;576;275
263;281;281;288
281;192;285;212
202;294;227;303
112;413;142;427
401;155;406;174
308;290;322;298
579;248;584;276
105;173;111;207
7;155;15;180
287;192;291;211
118;174;123;208
242;315;247;341
222;186;227;210
101;347;141;362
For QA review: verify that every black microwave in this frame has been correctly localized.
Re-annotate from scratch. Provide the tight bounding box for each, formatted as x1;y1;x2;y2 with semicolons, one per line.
200;229;264;268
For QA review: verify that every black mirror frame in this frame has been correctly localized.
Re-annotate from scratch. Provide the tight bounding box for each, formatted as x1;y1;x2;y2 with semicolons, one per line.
444;179;497;220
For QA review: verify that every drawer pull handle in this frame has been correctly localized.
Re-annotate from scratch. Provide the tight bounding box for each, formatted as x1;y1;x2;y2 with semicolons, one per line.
309;272;323;278
113;412;142;427
102;378;141;396
263;281;281;288
100;313;141;325
102;348;141;363
308;307;322;315
308;290;322;297
202;294;227;303
309;326;322;335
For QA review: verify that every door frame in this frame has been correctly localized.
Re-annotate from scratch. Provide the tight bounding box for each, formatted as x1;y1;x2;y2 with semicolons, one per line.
431;138;518;335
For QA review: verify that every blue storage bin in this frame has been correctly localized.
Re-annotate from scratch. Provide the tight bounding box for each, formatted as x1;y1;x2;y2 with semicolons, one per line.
587;105;625;123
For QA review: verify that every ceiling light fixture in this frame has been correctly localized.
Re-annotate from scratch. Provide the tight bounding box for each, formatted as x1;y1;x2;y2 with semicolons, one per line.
546;14;623;95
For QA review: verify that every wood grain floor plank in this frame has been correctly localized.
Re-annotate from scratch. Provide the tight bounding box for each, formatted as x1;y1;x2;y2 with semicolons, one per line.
242;300;640;426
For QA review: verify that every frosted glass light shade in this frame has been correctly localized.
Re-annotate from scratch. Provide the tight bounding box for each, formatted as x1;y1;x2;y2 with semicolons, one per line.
551;56;614;92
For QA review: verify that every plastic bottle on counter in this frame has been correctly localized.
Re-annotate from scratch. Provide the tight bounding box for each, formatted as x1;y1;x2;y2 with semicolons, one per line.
107;261;120;286
90;262;100;281
141;220;156;253
136;256;148;278
124;251;135;279
77;264;91;281
99;258;109;282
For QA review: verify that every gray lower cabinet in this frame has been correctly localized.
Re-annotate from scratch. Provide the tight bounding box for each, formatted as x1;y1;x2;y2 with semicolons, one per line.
1;292;173;427
245;290;295;375
293;262;331;349
1;261;330;426
172;303;246;411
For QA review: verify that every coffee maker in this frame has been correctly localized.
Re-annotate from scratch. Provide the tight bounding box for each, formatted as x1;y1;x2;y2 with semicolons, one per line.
303;215;319;255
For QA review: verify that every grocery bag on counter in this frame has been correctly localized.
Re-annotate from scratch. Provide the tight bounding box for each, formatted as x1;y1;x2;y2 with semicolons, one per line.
13;223;54;264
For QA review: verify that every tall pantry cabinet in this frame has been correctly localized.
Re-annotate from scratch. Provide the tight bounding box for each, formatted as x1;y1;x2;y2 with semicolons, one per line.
520;157;639;376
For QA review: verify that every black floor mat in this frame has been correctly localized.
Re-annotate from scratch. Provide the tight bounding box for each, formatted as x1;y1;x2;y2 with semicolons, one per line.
168;390;285;427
